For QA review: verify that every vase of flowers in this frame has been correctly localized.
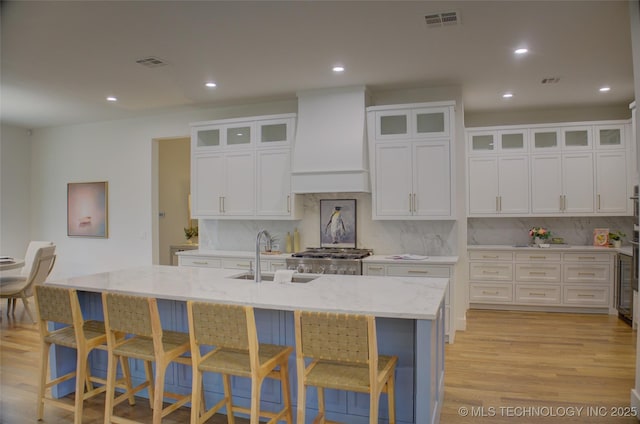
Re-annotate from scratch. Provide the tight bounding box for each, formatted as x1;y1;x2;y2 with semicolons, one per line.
184;226;199;244
529;227;551;245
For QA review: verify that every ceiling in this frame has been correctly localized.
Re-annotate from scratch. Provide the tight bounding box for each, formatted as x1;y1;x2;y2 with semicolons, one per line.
1;0;635;129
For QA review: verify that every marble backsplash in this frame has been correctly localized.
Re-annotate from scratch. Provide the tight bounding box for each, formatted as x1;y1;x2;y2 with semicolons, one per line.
199;193;458;255
468;216;635;246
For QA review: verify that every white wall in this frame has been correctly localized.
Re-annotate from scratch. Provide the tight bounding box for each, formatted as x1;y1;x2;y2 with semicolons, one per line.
28;100;296;278
0;124;31;258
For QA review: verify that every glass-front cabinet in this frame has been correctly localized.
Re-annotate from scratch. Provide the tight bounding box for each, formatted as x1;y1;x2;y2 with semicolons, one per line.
467;129;527;154
531;128;560;151
595;124;625;148
375;106;450;139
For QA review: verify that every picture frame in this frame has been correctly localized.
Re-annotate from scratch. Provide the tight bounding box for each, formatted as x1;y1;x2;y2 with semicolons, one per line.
320;199;356;248
67;181;108;238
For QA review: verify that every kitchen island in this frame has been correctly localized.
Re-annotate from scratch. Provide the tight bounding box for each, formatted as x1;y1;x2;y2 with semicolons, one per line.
46;265;448;424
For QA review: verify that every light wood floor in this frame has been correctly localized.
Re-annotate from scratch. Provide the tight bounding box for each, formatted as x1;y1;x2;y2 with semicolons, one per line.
1;304;637;423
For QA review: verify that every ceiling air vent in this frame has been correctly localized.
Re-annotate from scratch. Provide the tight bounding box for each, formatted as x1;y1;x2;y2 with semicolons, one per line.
541;77;561;84
425;11;460;28
135;56;168;68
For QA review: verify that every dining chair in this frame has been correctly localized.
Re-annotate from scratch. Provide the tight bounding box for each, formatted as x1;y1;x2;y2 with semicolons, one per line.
102;292;192;423
293;310;398;424
3;241;54;315
186;301;293;424
0;244;56;323
34;284;135;424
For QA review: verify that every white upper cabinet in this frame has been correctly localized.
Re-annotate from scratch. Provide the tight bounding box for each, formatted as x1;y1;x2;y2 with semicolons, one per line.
374;105;450;140
368;101;455;220
467;119;632;217
190;113;301;220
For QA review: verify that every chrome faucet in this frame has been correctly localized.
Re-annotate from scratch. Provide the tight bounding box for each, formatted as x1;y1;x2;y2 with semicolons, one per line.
255;229;272;283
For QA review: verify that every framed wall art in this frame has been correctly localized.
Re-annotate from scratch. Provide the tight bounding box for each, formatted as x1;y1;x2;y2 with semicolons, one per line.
67;181;108;238
320;199;356;248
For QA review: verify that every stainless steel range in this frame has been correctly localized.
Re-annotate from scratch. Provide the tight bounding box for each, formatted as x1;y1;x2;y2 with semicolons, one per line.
286;248;373;275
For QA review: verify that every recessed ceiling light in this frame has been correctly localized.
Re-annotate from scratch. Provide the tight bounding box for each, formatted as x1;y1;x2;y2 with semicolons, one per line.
106;96;117;102
599;86;611;92
502;93;514;99
332;65;345;73
514;48;528;55
205;82;217;88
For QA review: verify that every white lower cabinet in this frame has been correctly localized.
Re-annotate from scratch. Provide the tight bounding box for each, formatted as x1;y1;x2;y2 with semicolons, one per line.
363;261;455;342
179;253;281;272
468;248;614;312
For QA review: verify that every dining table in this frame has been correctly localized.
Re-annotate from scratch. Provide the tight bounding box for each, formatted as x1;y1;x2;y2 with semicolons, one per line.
0;258;25;272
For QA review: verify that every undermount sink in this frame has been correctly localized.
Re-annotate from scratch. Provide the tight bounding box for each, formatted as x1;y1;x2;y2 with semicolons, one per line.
230;272;318;283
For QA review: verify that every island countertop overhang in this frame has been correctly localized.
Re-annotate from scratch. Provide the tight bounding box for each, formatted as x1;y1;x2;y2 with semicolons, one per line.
46;265;448;320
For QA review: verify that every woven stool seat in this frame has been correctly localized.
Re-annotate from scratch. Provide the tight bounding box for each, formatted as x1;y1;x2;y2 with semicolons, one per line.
187;301;293;424
35;285;134;424
43;320;106;348
103;293;191;424
294;310;398;424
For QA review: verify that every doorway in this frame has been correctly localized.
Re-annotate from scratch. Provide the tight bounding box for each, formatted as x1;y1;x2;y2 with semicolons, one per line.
155;137;193;265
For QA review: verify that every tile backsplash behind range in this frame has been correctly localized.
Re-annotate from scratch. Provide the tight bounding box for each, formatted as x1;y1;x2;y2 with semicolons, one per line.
468;217;635;246
199;193;457;255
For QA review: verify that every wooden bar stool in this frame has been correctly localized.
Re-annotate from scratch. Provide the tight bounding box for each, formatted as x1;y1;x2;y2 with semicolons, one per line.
102;293;191;424
293;311;398;424
34;285;134;424
186;301;293;424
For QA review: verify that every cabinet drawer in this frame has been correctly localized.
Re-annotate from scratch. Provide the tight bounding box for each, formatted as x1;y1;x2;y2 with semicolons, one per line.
515;284;561;305
269;261;287;272
179;257;222;268
515;252;561;262
469;251;513;261
563;264;610;283
221;259;267;270
469;283;513;303
363;264;386;276
469;263;513;281
563;252;611;262
563;285;609;306
515;263;561;282
386;264;450;278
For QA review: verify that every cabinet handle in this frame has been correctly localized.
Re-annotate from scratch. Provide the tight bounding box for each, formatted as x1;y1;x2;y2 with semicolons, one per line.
193;261;208;265
597;194;601;211
482;255;499;259
529;271;547;275
578;256;596;260
287;195;291;213
222;196;225;213
413;193;417;213
408;270;429;274
529;255;547;259
529;292;547;296
237;263;250;267
577;294;595;298
499;196;502;212
496;196;500;212
560;195;563;211
578;272;596;276
482;290;500;295
409;193;413;212
369;266;384;271
482;270;500;274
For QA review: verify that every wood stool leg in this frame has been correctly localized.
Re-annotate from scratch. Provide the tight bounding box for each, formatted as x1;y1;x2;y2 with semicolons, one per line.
144;360;155;409
369;391;379;424
37;341;51;420
318;387;326;422
249;377;262;424
190;367;203;424
222;374;235;424
74;347;88;424
152;361;167;423
103;352;119;423
387;377;396;424
119;357;136;406
279;363;293;423
296;381;306;424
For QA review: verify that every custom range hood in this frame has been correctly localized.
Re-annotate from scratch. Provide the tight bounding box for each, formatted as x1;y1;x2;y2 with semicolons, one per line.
291;86;370;193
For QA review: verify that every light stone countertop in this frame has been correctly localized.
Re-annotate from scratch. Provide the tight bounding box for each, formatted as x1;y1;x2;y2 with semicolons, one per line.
363;255;459;265
468;244;630;254
46;265;448;320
